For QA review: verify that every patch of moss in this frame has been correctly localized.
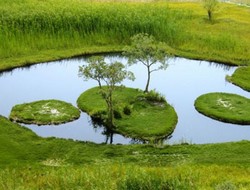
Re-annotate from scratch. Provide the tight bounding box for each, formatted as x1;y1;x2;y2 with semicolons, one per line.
10;100;80;125
77;87;178;141
194;93;250;125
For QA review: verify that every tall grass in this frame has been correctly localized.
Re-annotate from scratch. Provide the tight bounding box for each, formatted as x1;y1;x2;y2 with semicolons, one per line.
0;164;249;189
0;0;249;69
0;0;187;59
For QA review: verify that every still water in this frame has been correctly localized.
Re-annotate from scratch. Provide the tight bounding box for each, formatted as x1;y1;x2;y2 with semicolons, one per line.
1;55;250;144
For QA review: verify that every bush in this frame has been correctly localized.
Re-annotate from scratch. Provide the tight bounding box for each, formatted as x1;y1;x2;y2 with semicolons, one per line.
91;110;107;120
123;105;132;115
114;109;122;119
144;90;166;103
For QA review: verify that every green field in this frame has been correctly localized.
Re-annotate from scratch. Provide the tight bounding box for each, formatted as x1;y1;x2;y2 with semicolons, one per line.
1;116;250;189
0;0;250;71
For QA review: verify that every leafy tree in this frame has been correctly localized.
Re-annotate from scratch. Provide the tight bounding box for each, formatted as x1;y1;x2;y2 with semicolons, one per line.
123;33;170;93
79;56;135;136
78;56;106;89
203;0;218;21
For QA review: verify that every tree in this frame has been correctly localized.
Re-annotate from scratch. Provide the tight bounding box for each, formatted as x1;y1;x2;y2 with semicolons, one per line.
78;56;106;89
203;0;218;21
123;33;170;93
79;56;135;141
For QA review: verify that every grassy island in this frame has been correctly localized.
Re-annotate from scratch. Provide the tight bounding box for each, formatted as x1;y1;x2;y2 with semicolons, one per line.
77;87;178;141
227;66;250;92
195;92;250;125
10;100;80;125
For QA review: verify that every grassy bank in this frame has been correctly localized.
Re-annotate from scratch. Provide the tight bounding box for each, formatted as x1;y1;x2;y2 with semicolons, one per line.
77;87;178;141
2;164;250;189
2;115;250;189
0;0;250;72
227;66;250;92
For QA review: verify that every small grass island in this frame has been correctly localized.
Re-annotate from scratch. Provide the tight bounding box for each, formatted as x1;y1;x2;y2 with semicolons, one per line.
194;92;250;125
77;86;178;141
227;66;250;92
10;100;80;125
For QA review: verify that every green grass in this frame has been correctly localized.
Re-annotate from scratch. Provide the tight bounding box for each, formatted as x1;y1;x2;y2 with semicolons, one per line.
168;2;250;65
77;87;178;141
228;0;250;5
1;164;249;189
227;66;250;92
9;100;80;125
194;92;250;124
0;1;250;72
0;0;184;69
2;115;250;189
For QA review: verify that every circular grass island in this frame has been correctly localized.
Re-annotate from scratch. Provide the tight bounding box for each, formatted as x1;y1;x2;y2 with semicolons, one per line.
77;86;178;141
10;100;80;125
194;92;250;125
227;66;250;92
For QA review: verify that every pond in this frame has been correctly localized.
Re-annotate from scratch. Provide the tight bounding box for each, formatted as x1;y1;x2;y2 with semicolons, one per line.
1;55;250;144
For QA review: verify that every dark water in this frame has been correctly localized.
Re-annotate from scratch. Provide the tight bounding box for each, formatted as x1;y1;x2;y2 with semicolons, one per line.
1;56;250;144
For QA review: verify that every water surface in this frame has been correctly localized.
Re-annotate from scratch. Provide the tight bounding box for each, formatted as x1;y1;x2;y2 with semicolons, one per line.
1;56;250;144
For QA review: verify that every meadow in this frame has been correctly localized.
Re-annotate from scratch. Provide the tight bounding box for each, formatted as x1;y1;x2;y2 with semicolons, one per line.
0;0;250;71
2;115;250;189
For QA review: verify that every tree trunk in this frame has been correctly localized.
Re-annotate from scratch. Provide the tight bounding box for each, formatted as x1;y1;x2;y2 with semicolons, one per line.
208;10;212;21
104;130;113;144
144;66;151;93
109;132;113;144
106;89;114;130
98;80;102;89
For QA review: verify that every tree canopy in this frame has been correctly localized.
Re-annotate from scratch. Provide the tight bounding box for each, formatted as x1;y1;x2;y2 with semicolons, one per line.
79;56;134;142
203;0;218;21
123;33;170;93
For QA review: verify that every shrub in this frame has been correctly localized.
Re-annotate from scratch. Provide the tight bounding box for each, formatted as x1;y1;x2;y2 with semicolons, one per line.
91;110;107;121
123;105;132;115
114;109;122;119
144;90;166;103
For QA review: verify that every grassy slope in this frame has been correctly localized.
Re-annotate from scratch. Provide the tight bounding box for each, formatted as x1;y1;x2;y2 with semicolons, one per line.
77;87;178;140
168;2;250;65
0;46;123;72
3;114;250;167
0;1;250;72
2;115;250;189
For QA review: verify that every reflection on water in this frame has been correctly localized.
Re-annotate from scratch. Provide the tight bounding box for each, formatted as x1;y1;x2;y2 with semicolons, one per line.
1;55;250;144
